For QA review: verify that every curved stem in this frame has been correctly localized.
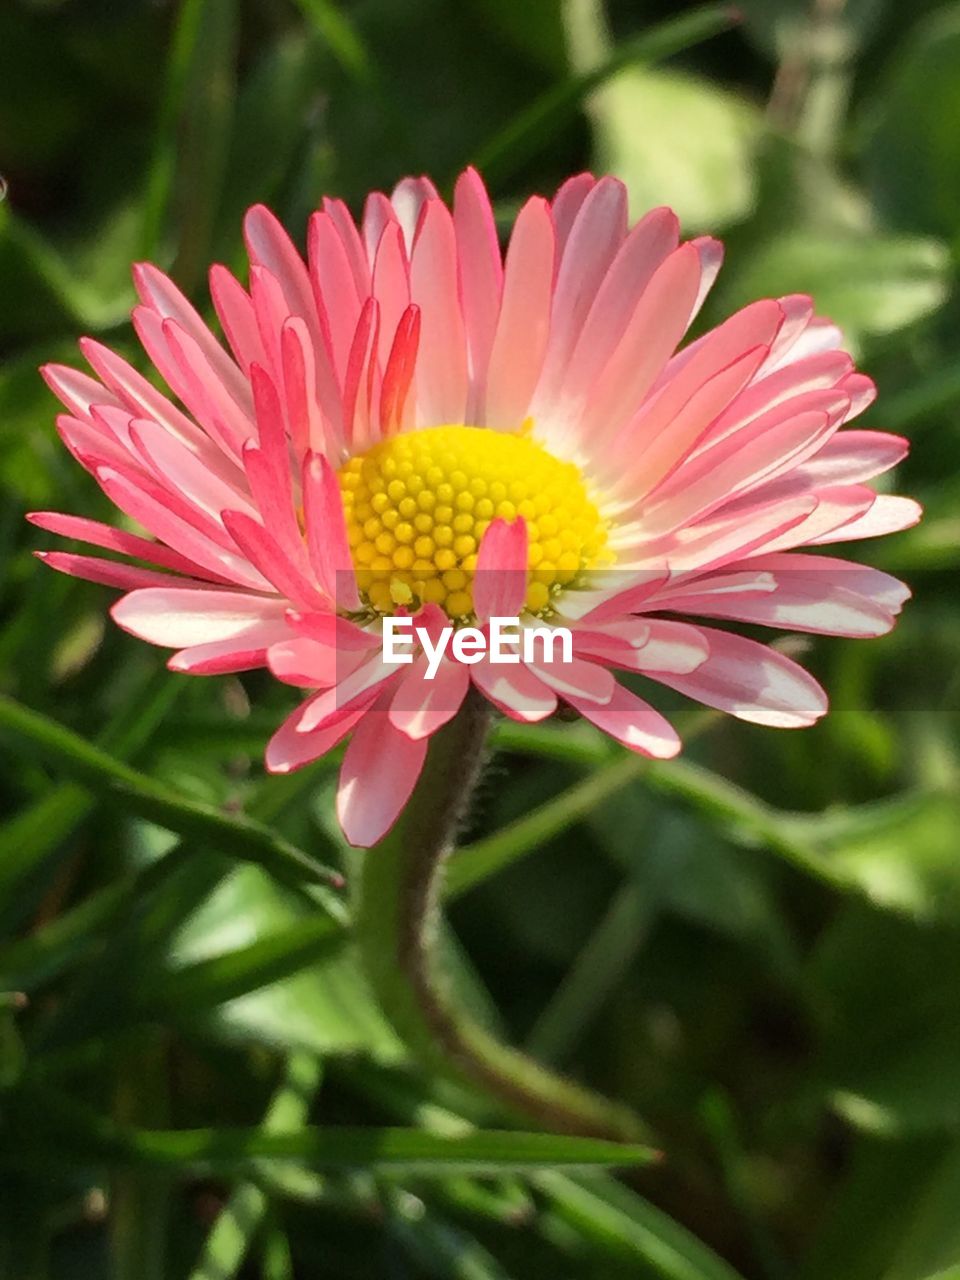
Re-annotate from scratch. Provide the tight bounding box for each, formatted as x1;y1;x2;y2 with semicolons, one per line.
353;690;647;1143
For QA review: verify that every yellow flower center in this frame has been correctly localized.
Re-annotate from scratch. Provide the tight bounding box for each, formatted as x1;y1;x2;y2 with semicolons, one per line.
337;424;610;620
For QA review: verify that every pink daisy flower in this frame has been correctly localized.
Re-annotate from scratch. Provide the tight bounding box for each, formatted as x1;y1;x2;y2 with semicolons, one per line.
32;169;919;846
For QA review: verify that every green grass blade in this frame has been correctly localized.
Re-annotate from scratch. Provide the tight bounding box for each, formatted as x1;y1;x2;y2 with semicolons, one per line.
142;0;238;286
189;1053;322;1280
0;694;343;896
524;882;655;1065
25;1094;660;1173
538;1172;747;1280
0;671;183;926
446;756;646;901
290;0;373;83
468;726;850;898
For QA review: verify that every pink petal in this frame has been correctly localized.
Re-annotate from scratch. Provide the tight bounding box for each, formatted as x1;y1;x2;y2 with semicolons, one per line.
246;364;311;570
471;660;557;721
562;206;679;404
569;568;670;623
284;607;380;650
391;175;440;252
566;682;682;757
266;693;371;774
526;653;616;703
342;297;381;451
307;210;363;381
799;430;909;486
536;177;628;410
302;452;360;610
550;173;597;256
810;495;922;545
453;167;503;418
35;551;202;592
759;295;814;372
281;317;343;458
129;418;257;524
747;553;911;610
221;509;326;609
267;636;341;687
389;654;470;740
655;627;828;727
337;709;429;846
380;305;421;436
409;199;468;424
688;236;724;322
612;343;771;503
573;617;708;674
244;203;323;349
249;264;290;382
362;190;399;263
323;196;371;294
156;316;256;458
657;555;905;637
27;510;222;580
41;363;122;421
296;655;397;733
167;629;289;675
371;221;411;368
754;486;877;554
95;465;272;589
640;406;837;538
473;517;528;623
57;412;138;473
482;197;555;429
209;264;268;375
697;350;853;454
133;262;250;406
78;339;210;456
619;299;785;474
628;495;818;576
112;588;285;646
837;372;876;420
563;243;704;450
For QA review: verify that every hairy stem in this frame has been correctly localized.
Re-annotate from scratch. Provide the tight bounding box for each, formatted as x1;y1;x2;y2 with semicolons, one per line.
353;690;647;1143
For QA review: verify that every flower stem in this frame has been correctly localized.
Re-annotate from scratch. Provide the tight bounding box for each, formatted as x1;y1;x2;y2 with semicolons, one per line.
353;690;648;1143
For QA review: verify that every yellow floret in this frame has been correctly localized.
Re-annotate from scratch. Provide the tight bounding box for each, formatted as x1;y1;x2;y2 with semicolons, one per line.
337;424;610;619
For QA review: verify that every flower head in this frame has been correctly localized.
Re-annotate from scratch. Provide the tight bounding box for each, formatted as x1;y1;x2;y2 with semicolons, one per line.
33;169;919;845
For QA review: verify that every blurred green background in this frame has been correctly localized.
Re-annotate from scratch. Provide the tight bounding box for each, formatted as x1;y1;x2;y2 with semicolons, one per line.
2;0;960;1277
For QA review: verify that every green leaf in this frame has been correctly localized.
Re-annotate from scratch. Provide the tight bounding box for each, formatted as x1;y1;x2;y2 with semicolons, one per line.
783;791;960;922
714;229;950;347
860;5;960;241
142;914;346;1017
470;4;738;187
808;907;960;1135
168;864;399;1059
